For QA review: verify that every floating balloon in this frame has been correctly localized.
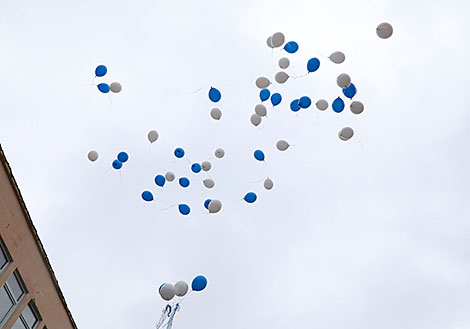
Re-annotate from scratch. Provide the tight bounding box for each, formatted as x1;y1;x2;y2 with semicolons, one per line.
299;96;311;109
337;73;351;88
97;83;110;93
110;82;122;93
329;51;345;64
191;275;208;291
179;177;190;188
165;172;175;182
201;161;212;171
260;89;270;102
284;41;299;53
112;160;122;170
175;281;189;297
215;148;225;158
276;140;289;151
244;192;257;203
95;65;107;77
342;83;357;99
208;87;221;102
316;99;328;111
332;97;345;113
208;199;222;213
210;108;222;120
339;127;354;141
290;99;300;112
254;150;265;161
255;104;267;117
275;71;289;84
155;175;165;187
117;151;129;163
160;283;175;301
266;36;274;48
307;58;320;72
174;147;185;158
191;163;202;173
203;178;215;189
141;191;154;202
278;57;290;69
250;114;262;127
255;77;270;89
178;204;191;215
377;22;393;39
350;101;364;114
204;199;212;210
87;150;98;162
271;93;282;106
264;178;273;190
271;32;285;48
148;130;159;143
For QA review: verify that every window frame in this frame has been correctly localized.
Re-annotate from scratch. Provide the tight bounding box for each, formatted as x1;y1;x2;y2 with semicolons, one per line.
0;270;28;328
12;300;42;329
0;235;12;275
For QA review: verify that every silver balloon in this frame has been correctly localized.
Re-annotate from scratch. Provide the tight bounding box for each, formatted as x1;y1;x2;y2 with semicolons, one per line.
255;77;271;89
109;82;122;93
174;281;188;297
215;148;225;158
350;101;364;114
376;22;393;39
329;51;345;64
278;57;290;69
271;32;285;48
276;140;289;151
201;161;212;171
87;150;98;162
338;127;354;141
203;178;215;189
266;36;274;48
264;177;274;190
250;114;262;127
275;71;289;84
336;73;351;88
159;283;175;301
148;130;159;143
315;99;328;111
165;171;175;182
210;108;222;120
208;199;222;213
255;104;267;117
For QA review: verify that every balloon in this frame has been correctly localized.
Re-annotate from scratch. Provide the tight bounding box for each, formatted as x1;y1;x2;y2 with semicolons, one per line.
87;150;98;162
342;83;357;99
271;32;285;47
117;151;129;163
307;58;320;72
299;96;311;109
276;140;289;151
284;41;299;53
160;283;175;301
97;83;110;93
148;130;159;143
255;104;267;117
175;281;189;297
275;71;289;84
174;147;185;158
254;150;265;161
329;51;345;64
250;114;262;127
165;172;175;182
208;199;222;213
178;204;191;215
112;160;122;170
350;101;364;114
191;163;202;173
110;82;122;93
260;89;270;102
377;22;393;39
278;57;290;69
191;275;208;291
179;177;190;188
154;174;165;187
255;77;270;89
332;97;345;113
244;192;257;203
210;108;222;120
290;99;300;112
95;65;107;77
203;178;215;189
204;199;212;210
338;127;354;141
271;93;282;106
201;161;212;171
208;87;221;102
215;148;225;158
266;36;274;48
337;73;351;88
315;99;328;111
158;283;165;293
264;178;273;190
141;191;154;202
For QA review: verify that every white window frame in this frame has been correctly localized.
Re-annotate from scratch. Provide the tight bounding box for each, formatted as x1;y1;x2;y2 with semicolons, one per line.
0;270;27;328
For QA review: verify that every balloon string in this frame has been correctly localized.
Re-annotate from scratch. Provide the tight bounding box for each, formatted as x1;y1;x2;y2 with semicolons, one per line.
359;141;365;150
100;167;112;179
190;85;205;94
291;73;309;79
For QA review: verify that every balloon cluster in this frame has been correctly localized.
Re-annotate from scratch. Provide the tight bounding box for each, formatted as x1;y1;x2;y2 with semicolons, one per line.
94;65;122;94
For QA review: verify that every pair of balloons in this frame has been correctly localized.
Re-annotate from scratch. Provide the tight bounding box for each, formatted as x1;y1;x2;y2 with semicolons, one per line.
266;32;285;48
112;151;129;170
95;65;122;94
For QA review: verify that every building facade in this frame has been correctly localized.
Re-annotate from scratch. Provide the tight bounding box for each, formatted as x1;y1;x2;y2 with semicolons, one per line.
0;145;77;329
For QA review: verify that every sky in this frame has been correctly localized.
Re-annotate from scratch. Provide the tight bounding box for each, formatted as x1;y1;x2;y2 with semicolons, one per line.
1;0;470;328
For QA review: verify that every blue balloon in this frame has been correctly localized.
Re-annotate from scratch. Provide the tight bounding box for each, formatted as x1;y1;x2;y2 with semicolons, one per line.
332;97;345;113
208;87;221;102
112;159;122;170
284;41;299;54
174;147;185;158
154;175;165;187
141;191;154;202
97;83;110;93
254;150;265;161
290;99;300;112
179;177;190;188
117;151;129;163
299;96;312;109
342;83;357;99
204;199;212;210
178;204;191;215
244;192;257;203
191;163;202;173
95;65;107;77
271;93;282;106
260;89;270;102
307;58;320;72
191;275;208;292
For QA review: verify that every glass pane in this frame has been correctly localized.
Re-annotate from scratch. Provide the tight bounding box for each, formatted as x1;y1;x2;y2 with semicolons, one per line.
11;317;27;329
22;303;39;328
6;272;24;302
0;247;7;270
0;286;14;322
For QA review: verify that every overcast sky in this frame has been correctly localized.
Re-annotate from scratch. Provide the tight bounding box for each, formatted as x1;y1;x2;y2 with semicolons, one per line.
1;0;470;328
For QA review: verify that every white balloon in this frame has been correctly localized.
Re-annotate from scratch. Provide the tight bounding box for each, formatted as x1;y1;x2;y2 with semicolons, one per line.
208;199;222;213
203;178;215;189
250;114;262;127
255;104;267;117
201;161;212;171
174;281;188;297
338;127;354;141
329;51;345;64
278;57;290;69
87;150;98;162
165;171;175;182
160;283;175;301
266;36;274;48
316;99;328;111
337;73;351;88
148;130;159;143
275;71;289;84
376;22;393;39
210;108;222;120
350;101;364;114
271;32;285;48
109;82;122;93
215;148;225;158
255;77;271;89
264;177;274;190
276;140;289;151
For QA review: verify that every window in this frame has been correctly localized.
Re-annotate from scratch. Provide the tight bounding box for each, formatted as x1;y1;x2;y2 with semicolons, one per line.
0;270;27;327
0;236;12;274
11;301;41;329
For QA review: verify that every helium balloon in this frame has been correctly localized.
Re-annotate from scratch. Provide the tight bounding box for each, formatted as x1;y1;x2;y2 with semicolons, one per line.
250;114;262;127
87;150;98;162
284;41;299;53
337;73;351;88
260;89;270;102
208;200;222;213
377;22;393;39
307;58;320;72
141;191;154;202
208;87;221;102
264;178;274;190
160;283;175;301
276;140;289;151
203;178;215;189
290;99;300;112
210;108;222;120
278;57;290;69
204;199;212;210
110;82;122;93
117;151;129;163
201;161;212;171
178;204;191;215
244;192;257;203
254;150;265;161
332;97;345;113
266;36;274;48
275;71;289;84
165;171;175;182
112;160;122;170
299;96;312;109
97;83;110;93
271;32;285;48
350;101;364;114
179;177;190;188
329;51;345;64
191;163;202;173
95;65;107;77
256;77;270;89
191;275;208;291
342;83;357;99
271;93;282;106
175;281;189;297
255;104;267;117
316;99;328;111
215;148;225;158
174;147;185;158
338;127;354;141
148;130;159;143
154;174;165;187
